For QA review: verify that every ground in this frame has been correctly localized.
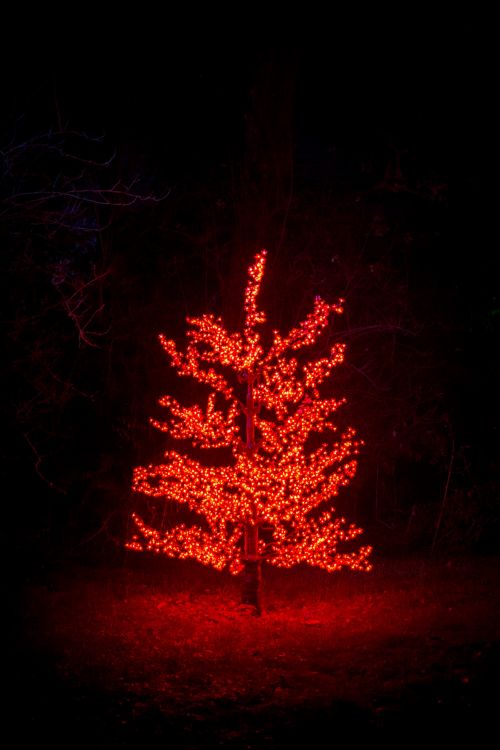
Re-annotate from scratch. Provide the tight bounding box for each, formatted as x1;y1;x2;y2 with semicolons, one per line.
16;553;499;746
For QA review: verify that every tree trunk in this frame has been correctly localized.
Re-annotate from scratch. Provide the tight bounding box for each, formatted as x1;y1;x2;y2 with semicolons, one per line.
241;523;262;614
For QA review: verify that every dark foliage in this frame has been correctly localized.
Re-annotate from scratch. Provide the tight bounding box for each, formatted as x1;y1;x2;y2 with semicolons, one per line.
1;25;497;566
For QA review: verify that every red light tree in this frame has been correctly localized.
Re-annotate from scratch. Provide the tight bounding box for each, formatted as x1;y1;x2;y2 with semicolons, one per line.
127;250;372;611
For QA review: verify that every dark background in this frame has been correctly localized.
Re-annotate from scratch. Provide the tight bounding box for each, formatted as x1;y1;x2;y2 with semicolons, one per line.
1;13;497;571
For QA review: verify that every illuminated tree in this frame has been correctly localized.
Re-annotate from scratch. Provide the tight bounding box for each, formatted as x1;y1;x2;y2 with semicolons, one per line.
127;250;372;611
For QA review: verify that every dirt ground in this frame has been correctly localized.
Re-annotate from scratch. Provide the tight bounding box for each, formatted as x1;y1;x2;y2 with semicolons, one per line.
15;554;499;746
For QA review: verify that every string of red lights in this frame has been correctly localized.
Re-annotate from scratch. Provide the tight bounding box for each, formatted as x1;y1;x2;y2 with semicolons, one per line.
127;249;372;576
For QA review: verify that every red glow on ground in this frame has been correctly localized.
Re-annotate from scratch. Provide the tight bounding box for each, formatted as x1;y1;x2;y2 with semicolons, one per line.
20;557;498;743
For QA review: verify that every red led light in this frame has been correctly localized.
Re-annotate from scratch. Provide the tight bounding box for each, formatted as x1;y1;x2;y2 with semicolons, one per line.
127;250;372;576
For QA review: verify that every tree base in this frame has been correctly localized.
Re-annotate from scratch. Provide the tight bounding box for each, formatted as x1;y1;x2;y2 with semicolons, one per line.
241;559;262;615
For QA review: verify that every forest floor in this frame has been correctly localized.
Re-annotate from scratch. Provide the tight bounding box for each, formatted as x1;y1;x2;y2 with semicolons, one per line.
15;553;499;746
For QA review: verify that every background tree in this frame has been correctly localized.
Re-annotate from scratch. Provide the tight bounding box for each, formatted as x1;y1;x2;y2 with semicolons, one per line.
127;250;372;611
0;123;166;557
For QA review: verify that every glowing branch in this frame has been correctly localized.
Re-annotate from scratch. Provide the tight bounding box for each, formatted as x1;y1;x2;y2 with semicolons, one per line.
244;249;267;347
152;394;240;448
